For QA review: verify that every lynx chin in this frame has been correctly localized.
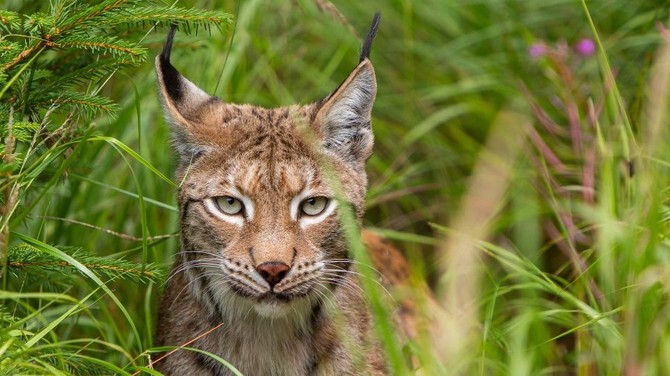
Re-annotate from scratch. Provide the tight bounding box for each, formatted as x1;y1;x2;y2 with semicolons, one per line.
154;13;420;375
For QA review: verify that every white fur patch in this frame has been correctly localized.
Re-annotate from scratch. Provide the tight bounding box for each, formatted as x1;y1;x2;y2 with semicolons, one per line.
182;77;210;103
203;199;243;226
254;300;294;318
202;186;255;225
289;189;311;221
300;201;337;229
230;187;255;220
322;67;375;148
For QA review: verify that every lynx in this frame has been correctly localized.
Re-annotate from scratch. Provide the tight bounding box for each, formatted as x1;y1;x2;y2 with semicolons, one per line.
154;14;417;375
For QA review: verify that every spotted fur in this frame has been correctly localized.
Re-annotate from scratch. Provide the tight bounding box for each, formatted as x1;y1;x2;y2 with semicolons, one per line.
154;13;417;376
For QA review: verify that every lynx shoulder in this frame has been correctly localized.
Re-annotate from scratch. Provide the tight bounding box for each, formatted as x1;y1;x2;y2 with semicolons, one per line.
154;14;420;375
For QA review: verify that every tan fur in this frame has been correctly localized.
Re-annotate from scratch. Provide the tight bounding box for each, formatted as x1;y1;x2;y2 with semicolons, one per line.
154;18;420;376
155;230;406;375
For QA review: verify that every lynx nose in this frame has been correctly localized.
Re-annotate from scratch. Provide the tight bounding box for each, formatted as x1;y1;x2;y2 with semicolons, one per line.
256;262;290;288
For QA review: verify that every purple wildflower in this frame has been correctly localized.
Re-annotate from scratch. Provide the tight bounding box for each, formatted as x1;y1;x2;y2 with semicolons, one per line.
575;39;596;56
529;42;547;58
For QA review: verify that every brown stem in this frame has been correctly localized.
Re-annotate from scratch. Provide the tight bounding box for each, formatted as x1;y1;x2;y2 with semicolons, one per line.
40;216;177;242
519;82;567;137
545;221;603;301
140;321;226;374
528;128;569;174
1;105;17;282
582;146;596;204
2;40;46;72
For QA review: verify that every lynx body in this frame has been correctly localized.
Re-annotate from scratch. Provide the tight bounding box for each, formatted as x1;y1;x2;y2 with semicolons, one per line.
154;15;413;375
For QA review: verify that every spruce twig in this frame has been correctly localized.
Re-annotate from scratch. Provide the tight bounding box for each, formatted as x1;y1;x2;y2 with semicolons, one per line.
1;0;231;123
8;243;164;284
0;1;231;372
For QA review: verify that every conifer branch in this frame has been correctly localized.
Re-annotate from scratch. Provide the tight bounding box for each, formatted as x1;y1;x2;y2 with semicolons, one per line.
56;35;146;62
2;40;45;71
29;92;120;118
0;1;231;371
109;6;232;31
8;243;164;284
58;0;130;32
0;10;21;32
1;0;231;118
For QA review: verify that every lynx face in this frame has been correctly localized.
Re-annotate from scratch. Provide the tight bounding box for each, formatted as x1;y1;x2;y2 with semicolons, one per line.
156;26;377;320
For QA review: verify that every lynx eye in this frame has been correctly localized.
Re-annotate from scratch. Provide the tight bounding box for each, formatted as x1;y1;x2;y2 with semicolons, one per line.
300;197;329;216
214;196;244;215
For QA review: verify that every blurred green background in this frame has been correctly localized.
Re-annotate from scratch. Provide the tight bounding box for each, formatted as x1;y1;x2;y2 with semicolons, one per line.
3;0;670;374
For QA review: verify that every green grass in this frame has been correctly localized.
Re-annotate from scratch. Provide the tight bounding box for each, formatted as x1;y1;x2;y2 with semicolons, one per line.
2;0;670;374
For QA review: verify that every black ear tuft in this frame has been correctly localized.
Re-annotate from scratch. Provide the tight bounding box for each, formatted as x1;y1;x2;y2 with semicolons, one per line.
158;25;183;101
161;25;178;62
359;12;381;62
156;25;222;162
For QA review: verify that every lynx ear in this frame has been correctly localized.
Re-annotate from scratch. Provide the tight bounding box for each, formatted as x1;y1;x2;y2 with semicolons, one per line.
314;61;376;164
155;26;221;159
313;13;380;165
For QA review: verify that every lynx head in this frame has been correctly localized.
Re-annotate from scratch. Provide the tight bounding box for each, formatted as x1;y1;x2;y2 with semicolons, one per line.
156;15;379;320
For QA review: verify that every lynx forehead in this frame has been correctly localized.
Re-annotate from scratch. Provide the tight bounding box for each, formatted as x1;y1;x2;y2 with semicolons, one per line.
179;104;339;224
154;14;414;376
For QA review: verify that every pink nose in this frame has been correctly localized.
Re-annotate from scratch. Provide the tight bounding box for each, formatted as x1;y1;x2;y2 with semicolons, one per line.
256;262;290;287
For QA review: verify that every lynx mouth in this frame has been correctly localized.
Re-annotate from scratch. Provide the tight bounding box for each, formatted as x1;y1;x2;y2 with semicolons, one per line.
261;292;294;302
227;283;311;302
265;289;315;302
254;291;315;318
